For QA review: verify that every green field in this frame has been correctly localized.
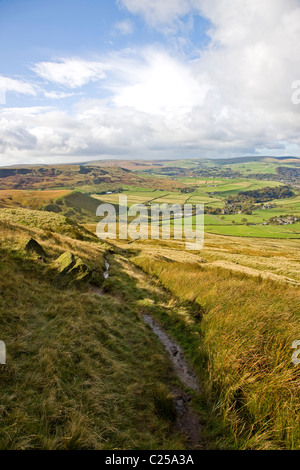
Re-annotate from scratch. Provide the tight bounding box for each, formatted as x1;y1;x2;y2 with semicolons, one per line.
95;176;300;239
94;180;286;208
205;222;300;238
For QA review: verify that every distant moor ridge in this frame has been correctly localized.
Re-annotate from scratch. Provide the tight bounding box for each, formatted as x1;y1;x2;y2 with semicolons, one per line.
0;164;185;192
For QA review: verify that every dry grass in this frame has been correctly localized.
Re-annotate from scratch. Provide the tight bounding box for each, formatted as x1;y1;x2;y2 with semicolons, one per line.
110;232;300;283
1;203;299;450
131;251;300;449
0;221;184;450
0;190;71;209
0;208;96;241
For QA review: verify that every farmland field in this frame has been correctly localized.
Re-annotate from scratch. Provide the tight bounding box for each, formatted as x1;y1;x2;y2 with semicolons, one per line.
205;222;300;238
91;169;300;239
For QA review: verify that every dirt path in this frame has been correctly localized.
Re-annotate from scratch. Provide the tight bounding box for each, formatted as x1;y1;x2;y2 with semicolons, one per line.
209;214;227;223
142;313;204;449
89;255;206;448
89;259;110;295
142;314;199;392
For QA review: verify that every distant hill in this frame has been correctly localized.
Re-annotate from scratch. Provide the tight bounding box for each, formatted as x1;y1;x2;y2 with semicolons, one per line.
0;207;97;241
0;189;72;210
210;156;300;165
0;164;186;192
0;189;106;223
44;191;105;223
71;156;300;169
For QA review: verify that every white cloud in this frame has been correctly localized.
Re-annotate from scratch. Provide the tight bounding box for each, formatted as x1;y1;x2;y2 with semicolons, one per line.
1;0;300;163
43;90;78;99
114;0;300;154
118;0;192;25
0;76;38;96
108;49;211;114
0;76;77;103
114;19;134;35
32;58;109;88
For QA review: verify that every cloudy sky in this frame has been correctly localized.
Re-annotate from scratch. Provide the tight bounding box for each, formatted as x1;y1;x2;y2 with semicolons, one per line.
1;0;300;165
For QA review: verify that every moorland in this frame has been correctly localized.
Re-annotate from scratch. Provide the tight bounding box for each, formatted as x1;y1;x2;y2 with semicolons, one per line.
0;155;299;450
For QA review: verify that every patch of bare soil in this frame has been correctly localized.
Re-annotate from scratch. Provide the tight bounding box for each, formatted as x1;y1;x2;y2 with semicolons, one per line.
172;387;205;449
142;314;205;449
91;255;206;449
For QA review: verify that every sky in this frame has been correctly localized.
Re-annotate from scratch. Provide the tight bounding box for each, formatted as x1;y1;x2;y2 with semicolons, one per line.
0;0;300;165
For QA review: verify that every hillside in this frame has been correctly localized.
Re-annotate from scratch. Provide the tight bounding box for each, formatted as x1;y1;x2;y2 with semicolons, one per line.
110;235;300;449
0;218;194;450
43;191;105;223
0;164;186;192
0;158;299;451
0;207;96;241
0;190;107;223
0;189;72;210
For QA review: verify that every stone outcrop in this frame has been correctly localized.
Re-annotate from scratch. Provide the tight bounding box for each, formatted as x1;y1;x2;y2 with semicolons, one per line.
55;251;91;282
25;238;47;257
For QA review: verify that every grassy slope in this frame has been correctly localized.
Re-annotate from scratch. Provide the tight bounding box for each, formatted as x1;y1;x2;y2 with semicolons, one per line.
130;247;300;449
0;189;72;209
0;207;96;241
0;220;187;450
0;190;104;224
54;191;105;223
0;165;186;192
1;160;299;450
2;215;299;449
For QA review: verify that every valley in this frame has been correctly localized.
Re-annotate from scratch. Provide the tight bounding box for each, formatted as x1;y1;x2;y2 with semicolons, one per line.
0;156;299;450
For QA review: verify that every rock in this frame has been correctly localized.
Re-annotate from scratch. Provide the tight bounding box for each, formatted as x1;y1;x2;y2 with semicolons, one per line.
55;251;75;274
25;238;47;257
55;251;91;282
68;257;91;281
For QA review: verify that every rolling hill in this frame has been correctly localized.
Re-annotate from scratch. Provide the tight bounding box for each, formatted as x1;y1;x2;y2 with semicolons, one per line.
0;190;105;223
0;164;186;192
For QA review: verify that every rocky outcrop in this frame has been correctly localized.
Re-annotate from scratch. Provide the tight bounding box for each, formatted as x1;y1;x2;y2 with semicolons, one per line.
55;251;92;282
25;238;47;257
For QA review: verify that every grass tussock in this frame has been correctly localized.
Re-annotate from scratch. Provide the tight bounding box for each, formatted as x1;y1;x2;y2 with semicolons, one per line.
132;254;300;449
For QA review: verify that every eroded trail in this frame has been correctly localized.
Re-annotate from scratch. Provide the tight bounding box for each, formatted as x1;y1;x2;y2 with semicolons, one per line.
91;254;205;449
142;314;199;392
89;259;110;296
142;313;204;449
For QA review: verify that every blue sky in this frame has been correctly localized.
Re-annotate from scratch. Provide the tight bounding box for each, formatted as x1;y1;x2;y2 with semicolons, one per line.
0;0;300;164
